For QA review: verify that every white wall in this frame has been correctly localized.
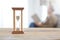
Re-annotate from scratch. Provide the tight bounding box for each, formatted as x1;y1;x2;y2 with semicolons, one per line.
53;0;60;14
0;0;28;28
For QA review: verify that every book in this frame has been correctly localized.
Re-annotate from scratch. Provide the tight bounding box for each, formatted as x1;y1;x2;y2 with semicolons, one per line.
32;14;40;23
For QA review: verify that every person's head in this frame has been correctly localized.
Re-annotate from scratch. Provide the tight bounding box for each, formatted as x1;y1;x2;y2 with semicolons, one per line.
48;5;54;15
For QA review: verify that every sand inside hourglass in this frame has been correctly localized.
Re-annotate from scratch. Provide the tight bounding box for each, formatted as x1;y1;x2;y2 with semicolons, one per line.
15;11;21;31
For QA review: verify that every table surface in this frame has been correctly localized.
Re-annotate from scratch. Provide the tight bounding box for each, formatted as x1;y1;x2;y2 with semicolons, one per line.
0;28;60;40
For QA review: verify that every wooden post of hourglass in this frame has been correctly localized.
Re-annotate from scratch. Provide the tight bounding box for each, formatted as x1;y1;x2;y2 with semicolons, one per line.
12;7;24;34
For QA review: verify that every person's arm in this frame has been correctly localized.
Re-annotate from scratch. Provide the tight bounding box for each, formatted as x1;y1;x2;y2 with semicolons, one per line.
35;22;43;26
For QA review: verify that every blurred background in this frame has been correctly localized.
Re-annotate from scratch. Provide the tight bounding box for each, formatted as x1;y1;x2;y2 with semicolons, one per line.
0;0;60;28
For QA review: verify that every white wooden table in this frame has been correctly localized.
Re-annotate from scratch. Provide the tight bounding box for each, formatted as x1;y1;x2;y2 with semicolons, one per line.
0;28;60;40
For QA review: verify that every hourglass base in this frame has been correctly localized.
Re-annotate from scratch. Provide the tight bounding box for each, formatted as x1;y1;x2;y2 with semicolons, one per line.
12;31;24;34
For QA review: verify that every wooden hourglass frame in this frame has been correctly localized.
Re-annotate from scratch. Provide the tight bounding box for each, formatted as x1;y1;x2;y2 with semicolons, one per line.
12;7;24;34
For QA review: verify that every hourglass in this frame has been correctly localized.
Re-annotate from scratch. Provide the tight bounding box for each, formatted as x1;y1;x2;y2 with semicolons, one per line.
12;7;24;34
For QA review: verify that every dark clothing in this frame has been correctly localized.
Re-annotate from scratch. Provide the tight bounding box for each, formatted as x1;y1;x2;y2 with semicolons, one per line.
29;23;39;28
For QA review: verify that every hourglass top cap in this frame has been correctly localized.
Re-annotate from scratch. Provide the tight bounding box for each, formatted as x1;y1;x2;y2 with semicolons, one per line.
12;7;24;10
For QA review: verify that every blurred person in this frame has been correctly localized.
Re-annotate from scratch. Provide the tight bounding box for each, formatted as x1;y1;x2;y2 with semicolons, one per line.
29;3;57;28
